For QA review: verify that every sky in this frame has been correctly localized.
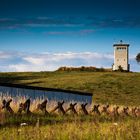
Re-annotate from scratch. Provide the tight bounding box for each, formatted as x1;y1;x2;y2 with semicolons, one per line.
0;0;140;72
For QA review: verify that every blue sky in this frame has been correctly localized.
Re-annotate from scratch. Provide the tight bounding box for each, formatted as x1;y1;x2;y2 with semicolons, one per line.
0;0;140;72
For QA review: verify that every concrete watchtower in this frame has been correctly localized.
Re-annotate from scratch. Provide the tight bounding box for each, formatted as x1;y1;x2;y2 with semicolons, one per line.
112;40;130;71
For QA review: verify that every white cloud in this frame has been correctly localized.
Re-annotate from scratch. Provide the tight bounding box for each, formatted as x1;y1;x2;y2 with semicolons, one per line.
0;51;139;72
0;51;16;59
22;52;113;64
23;57;46;65
8;64;49;72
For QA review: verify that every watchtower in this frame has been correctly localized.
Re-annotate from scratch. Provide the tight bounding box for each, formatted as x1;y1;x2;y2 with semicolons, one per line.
112;40;130;71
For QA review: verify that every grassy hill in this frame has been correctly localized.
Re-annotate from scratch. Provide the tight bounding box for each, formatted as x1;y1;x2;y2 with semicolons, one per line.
0;71;140;105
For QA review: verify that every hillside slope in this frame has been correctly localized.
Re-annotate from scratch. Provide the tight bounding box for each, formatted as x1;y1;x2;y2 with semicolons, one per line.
0;71;140;105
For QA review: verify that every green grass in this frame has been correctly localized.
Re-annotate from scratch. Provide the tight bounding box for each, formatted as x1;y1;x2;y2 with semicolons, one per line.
0;71;140;105
0;114;140;140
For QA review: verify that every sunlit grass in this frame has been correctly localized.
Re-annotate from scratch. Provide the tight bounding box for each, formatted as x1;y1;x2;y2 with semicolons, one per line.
0;96;140;140
0;71;140;139
0;71;140;105
0;118;140;140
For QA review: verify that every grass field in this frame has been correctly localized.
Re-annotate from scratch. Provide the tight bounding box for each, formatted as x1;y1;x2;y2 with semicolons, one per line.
0;71;140;105
0;71;140;140
0;97;140;140
0;115;140;140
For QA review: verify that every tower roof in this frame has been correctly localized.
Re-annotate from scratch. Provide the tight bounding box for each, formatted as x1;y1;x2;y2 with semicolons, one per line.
113;40;129;47
113;44;129;47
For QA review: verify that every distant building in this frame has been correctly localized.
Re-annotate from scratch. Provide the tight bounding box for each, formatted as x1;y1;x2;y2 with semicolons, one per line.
112;41;130;71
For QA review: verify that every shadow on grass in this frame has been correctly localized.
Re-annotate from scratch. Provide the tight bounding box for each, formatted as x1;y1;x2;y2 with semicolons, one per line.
0;75;42;85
